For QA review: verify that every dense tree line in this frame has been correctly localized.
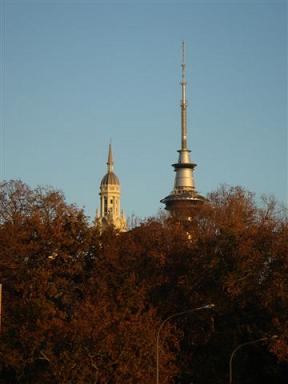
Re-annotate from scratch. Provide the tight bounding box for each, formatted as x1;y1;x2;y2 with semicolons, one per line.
0;180;287;383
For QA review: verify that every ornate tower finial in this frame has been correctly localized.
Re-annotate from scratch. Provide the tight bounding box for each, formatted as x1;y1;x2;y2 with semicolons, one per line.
160;43;205;218
107;142;113;173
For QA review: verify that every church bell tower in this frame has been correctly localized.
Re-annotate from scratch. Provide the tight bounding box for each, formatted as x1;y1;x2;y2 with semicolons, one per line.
161;42;205;217
95;143;126;231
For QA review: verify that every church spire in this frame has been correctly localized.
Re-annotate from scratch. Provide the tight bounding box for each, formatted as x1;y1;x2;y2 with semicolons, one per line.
95;142;127;232
107;142;113;173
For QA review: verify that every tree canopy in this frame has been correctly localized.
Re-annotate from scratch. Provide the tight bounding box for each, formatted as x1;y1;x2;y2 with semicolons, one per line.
0;180;287;383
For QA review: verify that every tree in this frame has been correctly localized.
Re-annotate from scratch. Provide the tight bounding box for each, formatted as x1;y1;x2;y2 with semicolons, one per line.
0;180;177;383
153;186;288;383
0;181;287;383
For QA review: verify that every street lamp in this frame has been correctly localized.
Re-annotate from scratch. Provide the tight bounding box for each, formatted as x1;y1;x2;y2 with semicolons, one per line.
156;303;215;384
229;335;278;384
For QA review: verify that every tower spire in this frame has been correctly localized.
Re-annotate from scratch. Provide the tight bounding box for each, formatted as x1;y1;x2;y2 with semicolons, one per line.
160;42;205;217
107;142;113;173
96;142;126;231
181;41;187;150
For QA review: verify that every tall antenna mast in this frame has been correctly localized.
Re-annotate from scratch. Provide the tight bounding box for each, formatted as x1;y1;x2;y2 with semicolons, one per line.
161;42;205;216
181;41;187;150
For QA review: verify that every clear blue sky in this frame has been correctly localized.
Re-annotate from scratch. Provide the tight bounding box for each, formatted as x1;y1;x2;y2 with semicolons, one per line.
1;0;287;220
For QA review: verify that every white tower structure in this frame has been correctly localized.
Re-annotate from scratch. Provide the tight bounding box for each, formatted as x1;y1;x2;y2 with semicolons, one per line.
95;143;126;231
161;42;205;217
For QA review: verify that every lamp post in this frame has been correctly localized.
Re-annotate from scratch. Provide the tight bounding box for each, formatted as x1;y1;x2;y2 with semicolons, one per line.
156;303;215;384
229;335;277;384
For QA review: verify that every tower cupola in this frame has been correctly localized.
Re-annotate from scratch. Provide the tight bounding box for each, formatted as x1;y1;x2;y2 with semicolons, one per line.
100;144;120;186
95;143;126;231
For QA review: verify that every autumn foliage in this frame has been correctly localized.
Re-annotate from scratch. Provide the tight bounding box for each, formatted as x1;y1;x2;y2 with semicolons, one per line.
0;180;287;383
